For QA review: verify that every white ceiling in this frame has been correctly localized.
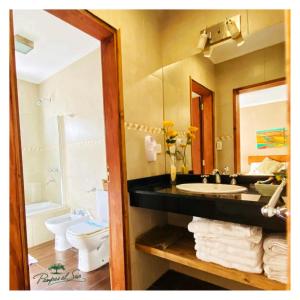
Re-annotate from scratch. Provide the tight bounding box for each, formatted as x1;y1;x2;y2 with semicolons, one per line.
13;10;100;84
239;84;287;108
208;22;285;64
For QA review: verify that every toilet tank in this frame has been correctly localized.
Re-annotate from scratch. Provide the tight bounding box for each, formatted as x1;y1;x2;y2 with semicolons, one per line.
95;189;109;224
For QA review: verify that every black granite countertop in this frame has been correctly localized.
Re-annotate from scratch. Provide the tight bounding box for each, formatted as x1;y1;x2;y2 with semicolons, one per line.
128;174;286;232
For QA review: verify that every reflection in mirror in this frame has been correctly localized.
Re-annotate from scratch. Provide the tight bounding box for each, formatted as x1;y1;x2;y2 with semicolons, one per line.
234;80;288;175
163;53;215;174
162;11;286;176
190;79;214;174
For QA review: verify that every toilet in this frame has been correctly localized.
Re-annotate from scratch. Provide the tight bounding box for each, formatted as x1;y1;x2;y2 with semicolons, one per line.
45;212;89;251
66;190;110;272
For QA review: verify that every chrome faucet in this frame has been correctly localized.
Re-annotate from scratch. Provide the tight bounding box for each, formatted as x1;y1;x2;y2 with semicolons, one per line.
212;169;221;184
201;175;209;183
230;174;238;185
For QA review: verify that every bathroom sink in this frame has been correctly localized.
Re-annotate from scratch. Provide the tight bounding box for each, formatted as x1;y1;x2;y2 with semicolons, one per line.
176;183;247;194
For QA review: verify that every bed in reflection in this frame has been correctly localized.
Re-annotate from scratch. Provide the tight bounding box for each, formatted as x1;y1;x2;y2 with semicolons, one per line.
245;155;288;176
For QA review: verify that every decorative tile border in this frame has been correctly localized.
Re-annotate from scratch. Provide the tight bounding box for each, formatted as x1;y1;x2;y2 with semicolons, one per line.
124;121;186;137
216;135;233;141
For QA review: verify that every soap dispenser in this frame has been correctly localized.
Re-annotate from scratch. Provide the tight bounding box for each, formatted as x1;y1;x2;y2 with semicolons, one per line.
145;135;161;162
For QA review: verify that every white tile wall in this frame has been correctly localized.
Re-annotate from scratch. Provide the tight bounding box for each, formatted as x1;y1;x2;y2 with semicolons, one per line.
37;48;106;212
18;48;107;246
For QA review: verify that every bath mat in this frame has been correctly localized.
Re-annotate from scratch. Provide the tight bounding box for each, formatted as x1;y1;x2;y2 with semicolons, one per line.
28;254;38;265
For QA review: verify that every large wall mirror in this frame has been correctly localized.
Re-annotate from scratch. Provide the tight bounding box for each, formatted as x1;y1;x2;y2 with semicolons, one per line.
162;10;288;176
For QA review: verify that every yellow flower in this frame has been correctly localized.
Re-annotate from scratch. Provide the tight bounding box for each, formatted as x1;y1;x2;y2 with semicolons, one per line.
163;120;174;128
188;126;198;133
186;131;195;139
167;130;178;138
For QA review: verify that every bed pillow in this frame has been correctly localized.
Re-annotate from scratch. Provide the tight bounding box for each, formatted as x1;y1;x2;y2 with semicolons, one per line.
256;157;283;174
277;162;288;172
248;162;262;174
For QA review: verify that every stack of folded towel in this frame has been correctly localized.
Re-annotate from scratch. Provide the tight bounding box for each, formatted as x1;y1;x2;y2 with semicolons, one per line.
188;217;263;273
263;234;288;283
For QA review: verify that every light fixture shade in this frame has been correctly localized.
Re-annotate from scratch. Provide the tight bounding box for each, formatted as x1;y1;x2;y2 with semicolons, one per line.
235;34;245;47
225;18;244;47
197;31;208;51
225;19;240;39
203;46;213;58
14;34;34;54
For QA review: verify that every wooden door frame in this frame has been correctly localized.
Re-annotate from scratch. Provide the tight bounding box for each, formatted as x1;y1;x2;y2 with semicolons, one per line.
232;77;286;173
9;10;130;290
189;77;215;174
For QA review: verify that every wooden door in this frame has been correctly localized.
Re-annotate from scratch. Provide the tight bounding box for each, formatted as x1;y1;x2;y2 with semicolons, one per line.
202;94;214;174
190;78;214;175
191;97;202;174
9;10;30;290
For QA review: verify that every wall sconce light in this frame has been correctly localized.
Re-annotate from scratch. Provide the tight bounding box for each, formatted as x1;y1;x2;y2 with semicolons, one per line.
225;17;245;46
197;29;210;51
197;14;244;56
203;46;213;58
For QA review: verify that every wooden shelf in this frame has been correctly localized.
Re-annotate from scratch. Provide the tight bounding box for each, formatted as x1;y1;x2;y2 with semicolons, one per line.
136;226;287;290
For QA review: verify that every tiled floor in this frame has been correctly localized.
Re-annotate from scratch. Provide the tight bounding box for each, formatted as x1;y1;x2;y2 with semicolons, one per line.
148;270;226;290
28;240;111;290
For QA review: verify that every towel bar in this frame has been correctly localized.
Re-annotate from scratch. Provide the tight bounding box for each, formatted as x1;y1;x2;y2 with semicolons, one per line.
261;178;288;219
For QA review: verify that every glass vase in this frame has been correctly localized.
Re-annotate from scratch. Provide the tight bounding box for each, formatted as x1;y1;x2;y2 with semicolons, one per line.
169;155;177;185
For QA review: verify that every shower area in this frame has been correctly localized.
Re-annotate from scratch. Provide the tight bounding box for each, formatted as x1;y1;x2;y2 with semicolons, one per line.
18;80;68;247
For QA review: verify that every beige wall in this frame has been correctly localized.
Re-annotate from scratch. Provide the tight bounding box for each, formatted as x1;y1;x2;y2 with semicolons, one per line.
89;10;168;290
161;10;284;66
240;101;288;173
163;53;215;171
215;43;285;171
17;80;46;204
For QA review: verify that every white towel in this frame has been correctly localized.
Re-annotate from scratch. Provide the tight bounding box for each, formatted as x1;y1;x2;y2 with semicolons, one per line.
194;233;261;249
263;253;288;268
263;265;288;284
196;250;263;274
188;217;262;243
262;234;289;284
263;234;287;255
194;238;262;260
264;263;288;273
195;244;262;268
264;273;288;284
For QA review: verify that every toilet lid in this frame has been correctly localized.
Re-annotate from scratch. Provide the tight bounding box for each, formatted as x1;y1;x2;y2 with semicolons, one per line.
67;220;108;236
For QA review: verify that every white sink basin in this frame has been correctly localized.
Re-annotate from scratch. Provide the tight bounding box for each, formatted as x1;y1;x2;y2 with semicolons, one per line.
176;183;247;194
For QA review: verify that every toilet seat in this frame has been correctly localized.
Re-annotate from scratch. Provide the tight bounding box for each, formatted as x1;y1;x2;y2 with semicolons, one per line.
67;220;109;239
